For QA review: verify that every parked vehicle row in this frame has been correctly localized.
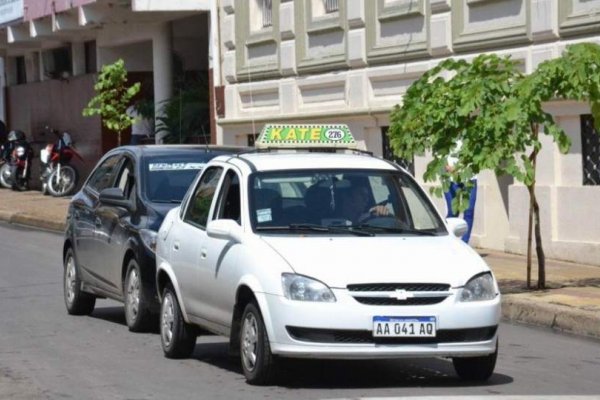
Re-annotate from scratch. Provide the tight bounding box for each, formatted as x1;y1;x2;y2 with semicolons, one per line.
62;126;501;386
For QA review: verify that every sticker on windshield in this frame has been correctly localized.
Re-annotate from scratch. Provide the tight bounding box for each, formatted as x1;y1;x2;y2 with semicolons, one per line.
256;208;272;223
149;163;206;171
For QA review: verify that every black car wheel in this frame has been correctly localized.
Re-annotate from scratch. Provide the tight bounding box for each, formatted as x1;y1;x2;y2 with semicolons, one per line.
160;283;196;358
453;339;498;381
240;301;277;385
124;259;153;332
63;248;96;315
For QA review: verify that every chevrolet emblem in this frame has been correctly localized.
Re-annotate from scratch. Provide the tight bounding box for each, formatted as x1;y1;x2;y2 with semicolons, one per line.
394;289;409;301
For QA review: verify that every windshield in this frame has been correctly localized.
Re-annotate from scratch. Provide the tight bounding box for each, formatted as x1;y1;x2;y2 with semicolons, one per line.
143;153;223;203
249;169;447;236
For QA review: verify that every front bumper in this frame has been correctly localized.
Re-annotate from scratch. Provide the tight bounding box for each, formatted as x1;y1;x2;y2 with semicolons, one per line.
261;288;500;359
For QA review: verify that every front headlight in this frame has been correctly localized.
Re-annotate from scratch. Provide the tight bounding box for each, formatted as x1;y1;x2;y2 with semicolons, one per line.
16;147;25;157
460;272;497;302
282;273;336;302
139;229;158;254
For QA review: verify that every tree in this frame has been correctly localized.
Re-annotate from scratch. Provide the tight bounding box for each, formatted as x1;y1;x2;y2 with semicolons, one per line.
389;43;600;289
83;59;141;146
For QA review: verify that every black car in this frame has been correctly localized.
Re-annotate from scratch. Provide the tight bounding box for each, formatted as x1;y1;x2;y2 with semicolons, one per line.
62;145;246;331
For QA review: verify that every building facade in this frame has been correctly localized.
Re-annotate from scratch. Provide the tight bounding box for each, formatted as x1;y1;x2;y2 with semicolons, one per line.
0;0;212;184
215;0;600;265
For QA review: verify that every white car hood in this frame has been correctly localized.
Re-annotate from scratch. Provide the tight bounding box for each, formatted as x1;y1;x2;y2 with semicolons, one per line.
259;235;489;288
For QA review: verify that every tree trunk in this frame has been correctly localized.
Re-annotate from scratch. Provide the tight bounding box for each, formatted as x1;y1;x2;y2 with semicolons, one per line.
527;123;546;290
117;131;122;147
533;190;546;289
526;187;533;289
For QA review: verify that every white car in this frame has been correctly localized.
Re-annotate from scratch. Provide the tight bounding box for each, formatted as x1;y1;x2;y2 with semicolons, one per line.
155;125;500;385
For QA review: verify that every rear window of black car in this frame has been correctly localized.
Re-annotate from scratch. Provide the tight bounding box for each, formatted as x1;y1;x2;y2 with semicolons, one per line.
143;152;229;203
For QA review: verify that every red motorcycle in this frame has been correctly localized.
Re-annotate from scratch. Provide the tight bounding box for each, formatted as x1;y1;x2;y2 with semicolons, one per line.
40;128;83;197
0;130;33;191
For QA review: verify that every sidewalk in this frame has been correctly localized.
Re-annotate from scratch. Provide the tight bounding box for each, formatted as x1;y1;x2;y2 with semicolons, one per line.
0;189;599;340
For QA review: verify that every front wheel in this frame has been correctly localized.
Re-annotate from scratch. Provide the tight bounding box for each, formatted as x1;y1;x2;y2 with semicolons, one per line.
0;164;11;189
240;302;277;385
452;340;498;381
48;165;78;197
160;284;196;358
63;248;96;315
124;259;153;332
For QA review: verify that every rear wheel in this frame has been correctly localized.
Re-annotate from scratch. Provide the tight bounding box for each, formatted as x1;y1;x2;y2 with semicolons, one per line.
453;340;498;381
240;301;277;385
63;248;96;315
48;165;77;197
160;284;196;358
124;259;153;332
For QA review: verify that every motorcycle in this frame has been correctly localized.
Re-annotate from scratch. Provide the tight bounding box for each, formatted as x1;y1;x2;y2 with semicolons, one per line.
40;127;82;197
0;130;33;191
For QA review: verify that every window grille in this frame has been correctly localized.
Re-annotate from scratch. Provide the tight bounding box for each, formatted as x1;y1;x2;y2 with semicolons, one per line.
381;127;415;175
262;0;272;27
325;0;339;13
581;115;600;185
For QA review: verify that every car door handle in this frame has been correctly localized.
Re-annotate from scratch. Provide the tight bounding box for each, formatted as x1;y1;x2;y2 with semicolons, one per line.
200;248;207;259
173;241;180;251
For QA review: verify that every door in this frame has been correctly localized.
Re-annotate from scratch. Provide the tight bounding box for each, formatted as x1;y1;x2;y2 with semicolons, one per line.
197;168;243;327
94;156;136;295
170;166;223;318
74;154;122;287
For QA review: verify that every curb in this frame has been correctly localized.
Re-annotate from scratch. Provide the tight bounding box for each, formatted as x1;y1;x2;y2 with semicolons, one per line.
0;211;65;233
502;295;600;339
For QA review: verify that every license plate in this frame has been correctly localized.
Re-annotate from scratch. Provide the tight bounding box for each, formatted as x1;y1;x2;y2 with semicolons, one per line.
373;316;437;337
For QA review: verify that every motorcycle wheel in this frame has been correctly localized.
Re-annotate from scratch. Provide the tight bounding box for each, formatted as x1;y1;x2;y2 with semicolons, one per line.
48;166;78;197
0;164;11;189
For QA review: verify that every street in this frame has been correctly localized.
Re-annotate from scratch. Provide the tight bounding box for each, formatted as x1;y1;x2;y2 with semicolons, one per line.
0;222;599;400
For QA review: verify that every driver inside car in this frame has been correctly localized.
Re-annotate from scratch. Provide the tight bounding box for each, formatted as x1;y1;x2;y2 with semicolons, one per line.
341;185;390;224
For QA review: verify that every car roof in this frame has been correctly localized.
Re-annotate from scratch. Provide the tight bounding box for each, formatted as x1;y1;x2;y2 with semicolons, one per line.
115;144;250;158
215;151;399;173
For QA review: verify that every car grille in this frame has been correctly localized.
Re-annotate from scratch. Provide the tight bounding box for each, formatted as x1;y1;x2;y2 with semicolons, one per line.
286;326;498;344
353;297;447;306
347;283;450;292
347;283;452;306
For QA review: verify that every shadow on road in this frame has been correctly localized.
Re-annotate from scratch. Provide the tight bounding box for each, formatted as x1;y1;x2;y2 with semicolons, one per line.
90;306;127;326
189;340;513;389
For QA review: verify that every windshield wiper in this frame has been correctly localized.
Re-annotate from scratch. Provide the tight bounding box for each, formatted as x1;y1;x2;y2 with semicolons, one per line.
354;224;439;236
256;223;374;237
151;199;181;204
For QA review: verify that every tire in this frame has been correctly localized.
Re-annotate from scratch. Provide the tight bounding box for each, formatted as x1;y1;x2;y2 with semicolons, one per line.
124;259;154;332
453;339;498;381
160;284;196;358
240;301;277;385
48;165;78;197
0;164;10;189
63;248;96;315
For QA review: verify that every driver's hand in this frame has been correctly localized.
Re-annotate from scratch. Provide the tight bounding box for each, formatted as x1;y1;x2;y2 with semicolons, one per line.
369;205;390;216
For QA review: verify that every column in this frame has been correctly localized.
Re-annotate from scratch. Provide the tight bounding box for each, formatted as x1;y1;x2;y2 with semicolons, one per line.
72;42;86;76
153;22;173;144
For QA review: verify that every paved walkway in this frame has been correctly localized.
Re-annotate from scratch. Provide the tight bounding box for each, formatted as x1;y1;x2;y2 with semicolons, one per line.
0;189;598;339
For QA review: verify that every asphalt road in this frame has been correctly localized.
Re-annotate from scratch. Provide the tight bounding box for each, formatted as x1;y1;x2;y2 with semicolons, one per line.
0;222;599;400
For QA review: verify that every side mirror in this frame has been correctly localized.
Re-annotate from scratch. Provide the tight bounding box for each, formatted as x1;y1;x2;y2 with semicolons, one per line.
207;219;244;243
446;217;468;238
99;187;132;210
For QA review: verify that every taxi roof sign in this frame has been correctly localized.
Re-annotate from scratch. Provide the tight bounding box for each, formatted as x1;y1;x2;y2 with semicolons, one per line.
255;124;357;149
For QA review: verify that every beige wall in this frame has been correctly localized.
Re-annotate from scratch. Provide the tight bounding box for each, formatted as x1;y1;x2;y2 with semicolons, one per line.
216;0;600;265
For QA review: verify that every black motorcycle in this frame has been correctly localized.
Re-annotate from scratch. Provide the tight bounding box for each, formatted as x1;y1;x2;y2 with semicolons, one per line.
0;130;33;191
